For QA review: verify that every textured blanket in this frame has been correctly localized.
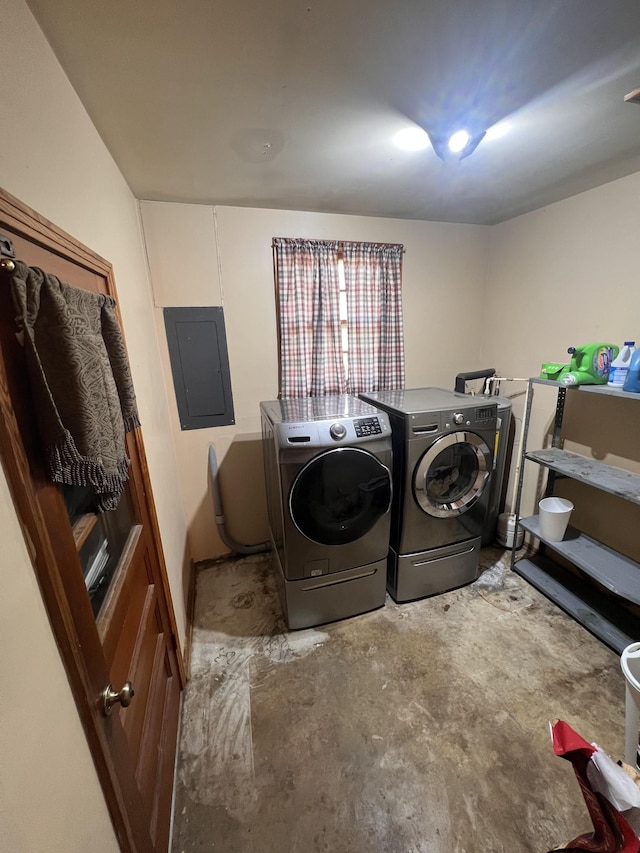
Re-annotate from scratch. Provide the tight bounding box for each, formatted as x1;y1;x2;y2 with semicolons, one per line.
10;261;140;511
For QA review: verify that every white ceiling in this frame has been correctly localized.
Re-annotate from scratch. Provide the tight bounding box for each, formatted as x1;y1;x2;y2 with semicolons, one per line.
26;0;640;225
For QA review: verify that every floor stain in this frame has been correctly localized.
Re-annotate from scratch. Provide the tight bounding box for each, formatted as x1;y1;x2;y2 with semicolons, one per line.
231;591;256;609
172;548;626;853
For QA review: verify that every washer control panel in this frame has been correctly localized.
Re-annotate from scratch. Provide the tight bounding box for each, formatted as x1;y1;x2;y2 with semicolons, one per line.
353;416;383;438
270;405;390;449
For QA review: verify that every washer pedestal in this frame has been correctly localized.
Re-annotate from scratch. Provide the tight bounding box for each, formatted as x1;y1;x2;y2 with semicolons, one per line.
273;551;387;630
388;537;481;603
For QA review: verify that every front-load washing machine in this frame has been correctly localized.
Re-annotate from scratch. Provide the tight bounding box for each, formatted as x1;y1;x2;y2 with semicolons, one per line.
260;395;393;629
359;388;497;602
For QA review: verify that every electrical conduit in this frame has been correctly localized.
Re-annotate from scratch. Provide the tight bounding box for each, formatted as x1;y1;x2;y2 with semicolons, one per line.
208;444;271;555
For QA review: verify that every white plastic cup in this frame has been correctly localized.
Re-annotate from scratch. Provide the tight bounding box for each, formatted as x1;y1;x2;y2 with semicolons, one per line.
538;497;574;541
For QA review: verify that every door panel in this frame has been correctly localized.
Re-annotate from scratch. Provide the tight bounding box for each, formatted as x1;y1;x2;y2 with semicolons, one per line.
123;585;162;755
149;656;181;853
137;630;171;793
0;188;184;852
100;525;146;658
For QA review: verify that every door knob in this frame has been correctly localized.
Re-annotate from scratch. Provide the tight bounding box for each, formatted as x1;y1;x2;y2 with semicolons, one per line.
102;681;135;716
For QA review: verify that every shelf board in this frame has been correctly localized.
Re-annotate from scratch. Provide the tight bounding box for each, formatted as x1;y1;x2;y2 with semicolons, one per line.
579;384;640;400
525;448;640;506
519;516;640;604
531;378;566;388
513;554;639;655
531;377;640;400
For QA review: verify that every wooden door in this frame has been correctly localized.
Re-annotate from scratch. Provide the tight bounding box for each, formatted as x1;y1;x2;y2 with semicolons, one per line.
0;189;185;853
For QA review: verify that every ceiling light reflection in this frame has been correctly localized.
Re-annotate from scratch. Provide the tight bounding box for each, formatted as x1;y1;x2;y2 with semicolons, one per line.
485;122;510;140
393;127;430;151
448;130;471;153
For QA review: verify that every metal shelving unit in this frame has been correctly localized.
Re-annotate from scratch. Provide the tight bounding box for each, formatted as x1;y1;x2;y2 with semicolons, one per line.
511;378;640;654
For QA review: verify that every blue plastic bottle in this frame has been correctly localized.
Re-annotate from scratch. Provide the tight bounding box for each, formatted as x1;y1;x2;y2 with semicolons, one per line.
622;348;640;393
608;341;636;387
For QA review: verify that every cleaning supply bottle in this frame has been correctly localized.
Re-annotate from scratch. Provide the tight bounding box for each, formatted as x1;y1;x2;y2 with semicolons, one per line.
559;343;618;386
608;342;636;387
622;348;640;393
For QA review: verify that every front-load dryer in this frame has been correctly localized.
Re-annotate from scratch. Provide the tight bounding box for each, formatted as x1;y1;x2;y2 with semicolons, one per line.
359;388;496;602
260;395;392;629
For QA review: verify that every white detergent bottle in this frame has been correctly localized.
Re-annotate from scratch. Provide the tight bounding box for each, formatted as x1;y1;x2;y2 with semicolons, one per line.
608;341;636;387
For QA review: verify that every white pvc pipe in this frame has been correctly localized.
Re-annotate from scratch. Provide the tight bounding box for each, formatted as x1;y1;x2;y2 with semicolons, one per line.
509;379;531;514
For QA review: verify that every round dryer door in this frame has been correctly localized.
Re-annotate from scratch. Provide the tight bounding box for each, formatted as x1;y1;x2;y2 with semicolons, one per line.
413;432;491;518
290;447;392;546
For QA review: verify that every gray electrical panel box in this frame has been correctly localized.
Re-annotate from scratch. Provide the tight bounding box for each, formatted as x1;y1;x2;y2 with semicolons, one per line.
163;306;235;430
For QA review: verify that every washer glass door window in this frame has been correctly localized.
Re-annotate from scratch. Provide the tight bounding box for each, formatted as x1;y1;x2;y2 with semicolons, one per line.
414;432;491;518
290;447;392;545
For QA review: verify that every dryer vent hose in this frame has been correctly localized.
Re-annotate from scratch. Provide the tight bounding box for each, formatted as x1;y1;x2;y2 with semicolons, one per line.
454;368;496;394
208;444;271;556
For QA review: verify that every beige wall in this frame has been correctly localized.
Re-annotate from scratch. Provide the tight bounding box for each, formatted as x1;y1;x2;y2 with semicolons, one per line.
142;202;491;560
485;173;639;378
0;1;190;850
484;173;640;527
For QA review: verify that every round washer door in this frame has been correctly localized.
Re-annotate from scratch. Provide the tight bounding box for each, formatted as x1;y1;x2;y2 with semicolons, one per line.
290;447;392;546
413;431;491;518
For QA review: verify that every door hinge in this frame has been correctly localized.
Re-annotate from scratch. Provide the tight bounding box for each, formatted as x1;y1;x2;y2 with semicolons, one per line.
0;233;15;258
0;233;16;273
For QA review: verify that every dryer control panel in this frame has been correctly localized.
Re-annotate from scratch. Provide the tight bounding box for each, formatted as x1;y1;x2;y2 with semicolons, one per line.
474;405;497;422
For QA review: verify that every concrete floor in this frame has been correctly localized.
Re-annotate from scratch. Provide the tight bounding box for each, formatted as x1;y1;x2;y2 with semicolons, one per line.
171;548;627;853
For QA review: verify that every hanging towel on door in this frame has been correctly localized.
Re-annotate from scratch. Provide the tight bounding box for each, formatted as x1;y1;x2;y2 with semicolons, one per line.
10;261;140;511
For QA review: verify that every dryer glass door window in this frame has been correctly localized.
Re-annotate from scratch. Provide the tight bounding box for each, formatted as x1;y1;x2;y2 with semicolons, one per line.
290;447;391;546
414;432;491;518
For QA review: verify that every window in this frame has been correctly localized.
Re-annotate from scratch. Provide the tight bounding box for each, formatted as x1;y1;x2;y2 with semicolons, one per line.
338;255;349;381
273;238;404;399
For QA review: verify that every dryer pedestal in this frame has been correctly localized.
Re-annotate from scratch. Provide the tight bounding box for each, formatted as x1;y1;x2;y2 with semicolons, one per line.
273;551;387;630
388;537;481;603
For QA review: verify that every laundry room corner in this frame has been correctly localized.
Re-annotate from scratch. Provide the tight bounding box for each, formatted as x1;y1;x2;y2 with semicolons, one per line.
482;174;640;522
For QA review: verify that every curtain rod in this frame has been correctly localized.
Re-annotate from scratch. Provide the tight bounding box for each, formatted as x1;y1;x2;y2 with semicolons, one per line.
272;238;405;252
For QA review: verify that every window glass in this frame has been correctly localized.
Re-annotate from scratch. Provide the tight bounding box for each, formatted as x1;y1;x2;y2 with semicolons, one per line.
63;481;137;617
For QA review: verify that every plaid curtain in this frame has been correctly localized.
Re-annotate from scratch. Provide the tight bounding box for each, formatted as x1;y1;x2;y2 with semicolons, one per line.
342;242;404;394
274;238;346;398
